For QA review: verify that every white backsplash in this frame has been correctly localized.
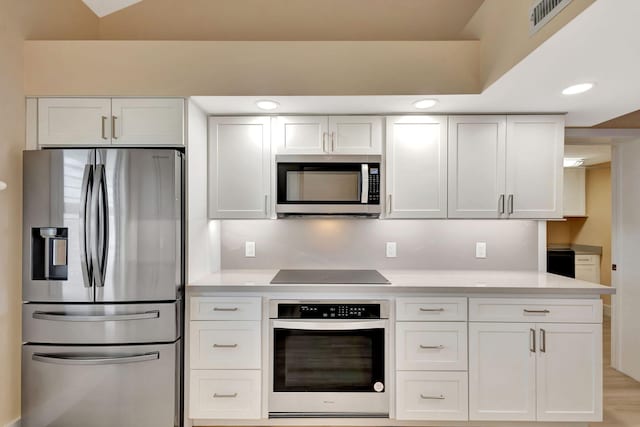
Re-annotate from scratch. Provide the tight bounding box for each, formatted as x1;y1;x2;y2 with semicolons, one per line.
220;219;539;270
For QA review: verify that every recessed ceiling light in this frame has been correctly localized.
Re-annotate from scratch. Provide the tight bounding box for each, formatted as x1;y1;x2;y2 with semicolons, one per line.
256;100;279;110
413;99;438;109
562;83;594;95
564;157;585;167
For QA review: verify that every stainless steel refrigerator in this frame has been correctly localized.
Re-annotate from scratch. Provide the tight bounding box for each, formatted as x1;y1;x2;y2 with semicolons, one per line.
22;148;184;427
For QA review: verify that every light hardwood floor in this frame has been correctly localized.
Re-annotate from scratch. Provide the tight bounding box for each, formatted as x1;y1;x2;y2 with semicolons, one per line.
594;316;640;427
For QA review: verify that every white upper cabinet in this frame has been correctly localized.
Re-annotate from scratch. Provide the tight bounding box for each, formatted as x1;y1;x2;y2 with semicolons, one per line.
274;116;329;154
563;167;586;216
505;115;564;219
448;116;507;218
328;116;382;155
37;98;184;146
111;98;184;145
385;116;448;218
38;98;112;146
536;323;602;422
208;116;271;219
275;116;382;155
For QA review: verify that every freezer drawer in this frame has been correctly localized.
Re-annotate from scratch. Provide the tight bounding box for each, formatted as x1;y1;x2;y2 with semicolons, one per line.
22;342;180;427
23;302;181;344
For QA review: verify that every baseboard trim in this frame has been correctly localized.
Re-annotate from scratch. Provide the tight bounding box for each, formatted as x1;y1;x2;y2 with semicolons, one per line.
5;417;21;427
604;304;611;317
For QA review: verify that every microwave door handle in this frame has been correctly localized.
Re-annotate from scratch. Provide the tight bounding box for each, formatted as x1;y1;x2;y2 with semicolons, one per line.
272;320;387;330
361;163;369;204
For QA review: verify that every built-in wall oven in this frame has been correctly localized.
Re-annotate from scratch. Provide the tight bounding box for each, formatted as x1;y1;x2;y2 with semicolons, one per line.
269;300;390;418
275;155;381;217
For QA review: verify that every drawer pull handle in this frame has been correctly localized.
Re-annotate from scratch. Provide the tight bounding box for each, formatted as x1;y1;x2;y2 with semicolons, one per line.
420;394;445;400
213;393;238;398
523;309;550;314
420;345;444;350
419;308;445;312
213;307;239;312
213;344;238;348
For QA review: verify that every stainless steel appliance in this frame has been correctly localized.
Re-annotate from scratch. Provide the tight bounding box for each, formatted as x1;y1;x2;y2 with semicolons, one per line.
276;155;381;217
22;148;184;427
269;300;390;418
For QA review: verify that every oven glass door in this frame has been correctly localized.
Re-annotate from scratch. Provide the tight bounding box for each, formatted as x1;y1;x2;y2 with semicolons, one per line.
273;321;385;392
277;163;364;204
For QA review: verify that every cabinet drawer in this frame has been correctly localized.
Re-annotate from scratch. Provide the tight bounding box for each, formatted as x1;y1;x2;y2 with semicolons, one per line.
469;298;602;323
190;370;261;419
190;321;261;369
396;371;468;421
396;298;467;321
190;297;261;320
396;322;467;371
575;254;598;265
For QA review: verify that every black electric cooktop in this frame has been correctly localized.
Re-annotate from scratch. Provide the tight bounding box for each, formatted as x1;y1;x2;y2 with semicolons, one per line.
270;269;391;285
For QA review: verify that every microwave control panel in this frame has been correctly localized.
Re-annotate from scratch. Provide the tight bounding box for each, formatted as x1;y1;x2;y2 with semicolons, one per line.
277;303;382;319
368;164;380;204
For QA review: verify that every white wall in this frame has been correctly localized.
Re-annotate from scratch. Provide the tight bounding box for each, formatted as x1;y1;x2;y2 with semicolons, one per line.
611;139;640;381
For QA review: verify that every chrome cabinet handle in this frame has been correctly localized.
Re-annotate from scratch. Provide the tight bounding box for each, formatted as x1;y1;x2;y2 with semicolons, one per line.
33;311;159;322
101;116;108;140
388;194;392;215
508;194;514;214
33;352;159;365
111;116;118;139
420;394;445;400
213;344;238;348
499;194;505;214
540;328;546;353
524;309;550;314
264;194;268;215
213;393;238;398
420;308;445;312
322;132;328;152
530;328;536;353
79;164;94;288
420;345;444;349
213;307;238;312
331;132;335;151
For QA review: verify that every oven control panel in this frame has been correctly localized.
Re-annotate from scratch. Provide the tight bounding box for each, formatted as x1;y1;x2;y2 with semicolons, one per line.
277;303;382;319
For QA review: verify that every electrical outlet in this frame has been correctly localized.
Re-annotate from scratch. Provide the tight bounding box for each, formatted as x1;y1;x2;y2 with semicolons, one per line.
386;242;397;258
245;241;256;257
476;242;487;258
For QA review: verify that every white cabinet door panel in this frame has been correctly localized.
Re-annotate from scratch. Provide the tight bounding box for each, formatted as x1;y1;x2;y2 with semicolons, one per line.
190;297;262;321
469;322;536;421
505;116;564;219
386;116;448;218
536;323;602;422
208;117;271;218
275;116;328;154
38;98;111;145
190;321;261;369
563;167;586;216
448;116;506;218
396;371;468;421
190;370;261;419
329;116;382;154
396;297;467;321
396;322;467;371
111;98;184;145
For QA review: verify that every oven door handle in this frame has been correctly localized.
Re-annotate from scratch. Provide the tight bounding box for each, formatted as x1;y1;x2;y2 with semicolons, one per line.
272;320;387;330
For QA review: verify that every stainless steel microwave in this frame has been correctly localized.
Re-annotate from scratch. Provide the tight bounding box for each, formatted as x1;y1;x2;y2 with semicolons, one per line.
275;155;381;217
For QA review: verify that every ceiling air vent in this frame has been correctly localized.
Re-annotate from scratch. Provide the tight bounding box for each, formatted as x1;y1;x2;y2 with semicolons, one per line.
530;0;573;35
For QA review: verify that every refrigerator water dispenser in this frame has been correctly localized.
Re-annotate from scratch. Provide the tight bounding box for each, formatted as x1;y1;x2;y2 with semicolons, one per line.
31;227;68;281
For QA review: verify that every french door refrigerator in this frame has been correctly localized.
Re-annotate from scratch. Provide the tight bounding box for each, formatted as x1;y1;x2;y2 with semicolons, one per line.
22;148;184;427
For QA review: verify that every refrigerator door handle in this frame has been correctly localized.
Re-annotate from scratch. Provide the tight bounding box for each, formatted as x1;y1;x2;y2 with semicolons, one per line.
79;164;94;288
91;164;109;287
32;310;160;322
32;352;159;366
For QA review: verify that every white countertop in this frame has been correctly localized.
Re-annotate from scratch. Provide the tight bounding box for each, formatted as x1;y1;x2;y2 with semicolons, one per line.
188;269;615;295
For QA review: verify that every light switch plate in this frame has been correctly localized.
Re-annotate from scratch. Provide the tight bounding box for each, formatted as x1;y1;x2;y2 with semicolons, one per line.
386;242;397;258
476;242;487;258
245;241;256;257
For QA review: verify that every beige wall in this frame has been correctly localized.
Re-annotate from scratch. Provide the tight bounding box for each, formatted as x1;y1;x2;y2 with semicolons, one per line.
0;1;97;424
547;163;612;302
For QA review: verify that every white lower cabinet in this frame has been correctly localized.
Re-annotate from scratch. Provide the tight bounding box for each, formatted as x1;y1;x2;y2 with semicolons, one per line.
190;370;261;419
190;321;261;369
469;320;602;422
396;371;468;421
396;322;467;371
